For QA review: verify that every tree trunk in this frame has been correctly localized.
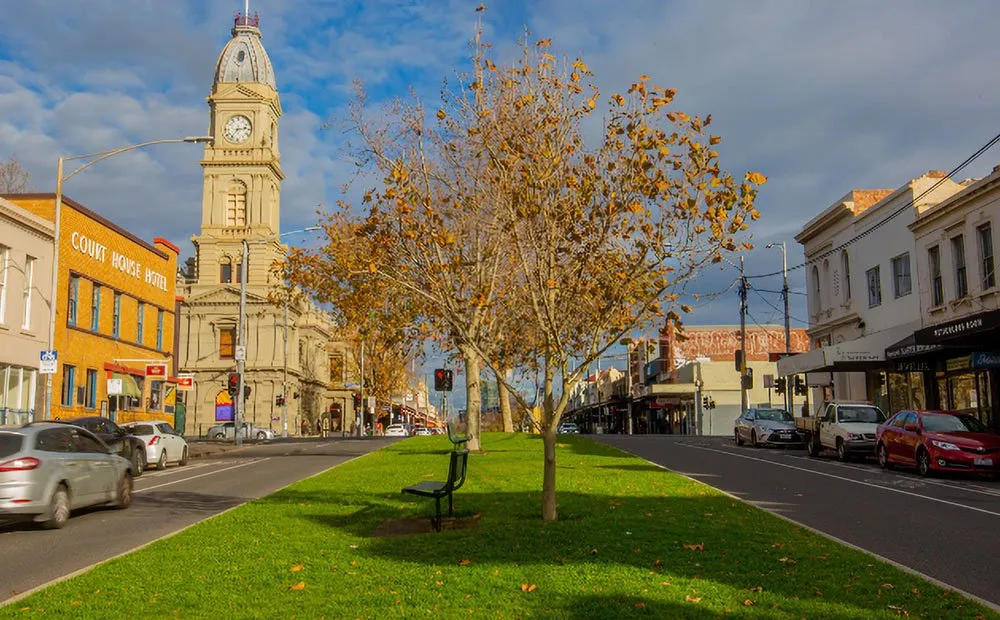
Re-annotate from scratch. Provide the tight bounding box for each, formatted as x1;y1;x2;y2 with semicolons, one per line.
541;425;557;520
461;345;482;452
497;368;514;432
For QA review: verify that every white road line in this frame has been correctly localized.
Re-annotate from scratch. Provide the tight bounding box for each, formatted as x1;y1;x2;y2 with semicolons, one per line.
135;458;271;494
679;443;1000;518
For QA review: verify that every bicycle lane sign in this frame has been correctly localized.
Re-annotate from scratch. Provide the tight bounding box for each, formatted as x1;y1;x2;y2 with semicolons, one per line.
40;350;58;374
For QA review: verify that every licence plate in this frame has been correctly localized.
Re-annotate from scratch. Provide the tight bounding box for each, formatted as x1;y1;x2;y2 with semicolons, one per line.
974;458;994;466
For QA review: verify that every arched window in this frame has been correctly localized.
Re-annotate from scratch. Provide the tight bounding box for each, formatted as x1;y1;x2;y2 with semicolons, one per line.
841;251;851;302
811;265;821;315
225;181;247;227
219;258;233;284
822;259;831;310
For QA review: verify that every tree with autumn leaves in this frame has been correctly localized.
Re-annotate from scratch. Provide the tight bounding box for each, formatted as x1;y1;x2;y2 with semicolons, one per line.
287;26;765;521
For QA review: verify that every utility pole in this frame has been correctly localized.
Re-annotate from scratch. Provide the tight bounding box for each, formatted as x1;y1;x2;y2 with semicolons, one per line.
780;241;792;415
739;256;748;415
282;298;288;438
358;337;365;438
237;239;249;447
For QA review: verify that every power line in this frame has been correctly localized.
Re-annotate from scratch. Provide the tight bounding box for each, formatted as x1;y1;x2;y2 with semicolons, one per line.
746;131;1000;279
748;284;808;325
753;287;807;296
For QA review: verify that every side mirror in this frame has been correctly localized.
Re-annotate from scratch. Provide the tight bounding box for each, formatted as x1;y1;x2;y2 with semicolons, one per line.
904;424;919;433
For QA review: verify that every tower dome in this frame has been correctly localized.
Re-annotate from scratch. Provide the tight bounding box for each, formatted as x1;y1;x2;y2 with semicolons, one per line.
213;12;276;89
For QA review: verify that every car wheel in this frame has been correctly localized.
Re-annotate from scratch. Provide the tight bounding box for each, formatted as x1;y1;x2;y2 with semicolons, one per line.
807;434;821;457
132;449;145;476
179;446;189;466
836;438;848;462
42;484;71;529
917;449;932;477
157;450;167;470
214;432;226;439
734;431;744;446
877;443;892;470
750;430;759;448
256;431;267;440
115;472;133;509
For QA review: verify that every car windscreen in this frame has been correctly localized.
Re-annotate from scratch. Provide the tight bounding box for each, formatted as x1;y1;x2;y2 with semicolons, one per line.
128;424;156;436
0;433;23;458
922;413;987;433
837;406;886;424
755;409;792;422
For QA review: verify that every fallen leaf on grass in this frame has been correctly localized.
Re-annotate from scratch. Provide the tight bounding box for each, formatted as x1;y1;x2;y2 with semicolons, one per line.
519;583;537;592
290;564;305;573
435;581;444;586
685;595;702;603
591;548;599;554
683;543;704;551
777;557;796;564
660;582;672;586
635;602;646;609
743;600;755;606
882;583;894;589
349;544;358;549
290;582;306;591
459;559;471;566
72;602;81;607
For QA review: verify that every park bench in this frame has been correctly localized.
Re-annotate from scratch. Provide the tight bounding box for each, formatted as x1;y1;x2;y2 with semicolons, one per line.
447;422;470;448
402;449;469;532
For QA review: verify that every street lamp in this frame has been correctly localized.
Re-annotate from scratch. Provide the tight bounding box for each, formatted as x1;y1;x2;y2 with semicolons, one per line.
235;226;321;441
765;241;791;413
44;136;212;420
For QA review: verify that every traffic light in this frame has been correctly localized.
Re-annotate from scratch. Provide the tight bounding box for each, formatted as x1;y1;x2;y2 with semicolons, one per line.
243;385;251;400
227;373;240;398
276;394;285;406
775;377;787;394
434;369;454;392
741;367;754;390
701;396;716;410
794;375;806;396
353;393;362;411
702;396;709;409
734;350;744;371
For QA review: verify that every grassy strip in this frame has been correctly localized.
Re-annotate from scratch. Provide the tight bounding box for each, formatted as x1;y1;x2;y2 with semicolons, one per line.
3;433;996;619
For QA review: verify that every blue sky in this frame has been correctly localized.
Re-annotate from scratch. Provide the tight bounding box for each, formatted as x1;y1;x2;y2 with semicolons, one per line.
4;0;1000;399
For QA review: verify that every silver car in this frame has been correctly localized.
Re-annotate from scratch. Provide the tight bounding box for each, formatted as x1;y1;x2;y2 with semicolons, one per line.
0;424;133;529
206;421;275;441
735;407;804;448
122;420;189;470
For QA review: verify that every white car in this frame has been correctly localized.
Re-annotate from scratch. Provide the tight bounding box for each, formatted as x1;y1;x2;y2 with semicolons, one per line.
122;420;189;470
413;427;432;436
384;424;409;437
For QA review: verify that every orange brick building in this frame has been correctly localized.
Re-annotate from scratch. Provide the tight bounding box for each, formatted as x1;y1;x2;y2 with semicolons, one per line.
3;194;181;424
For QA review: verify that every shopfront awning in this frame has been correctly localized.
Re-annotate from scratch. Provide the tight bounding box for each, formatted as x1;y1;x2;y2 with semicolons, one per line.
913;308;1000;347
777;323;917;375
884;333;945;360
112;372;142;399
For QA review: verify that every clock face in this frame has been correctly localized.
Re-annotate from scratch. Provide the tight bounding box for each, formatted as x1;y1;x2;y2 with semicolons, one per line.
224;115;252;144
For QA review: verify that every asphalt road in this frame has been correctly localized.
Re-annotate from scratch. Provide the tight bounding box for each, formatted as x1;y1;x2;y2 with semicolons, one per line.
596;434;1000;608
0;437;394;603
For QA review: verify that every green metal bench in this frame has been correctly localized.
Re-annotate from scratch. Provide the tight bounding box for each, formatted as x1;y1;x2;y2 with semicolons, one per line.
447;421;470;448
402;449;469;532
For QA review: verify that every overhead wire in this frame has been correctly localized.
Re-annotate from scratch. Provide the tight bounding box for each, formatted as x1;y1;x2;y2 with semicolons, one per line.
745;131;1000;280
747;284;809;325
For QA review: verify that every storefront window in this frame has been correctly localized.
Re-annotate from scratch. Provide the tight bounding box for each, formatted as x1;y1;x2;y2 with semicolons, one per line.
949;373;977;412
149;380;163;411
977;372;992;426
936;375;948;410
887;372;925;414
867;371;889;413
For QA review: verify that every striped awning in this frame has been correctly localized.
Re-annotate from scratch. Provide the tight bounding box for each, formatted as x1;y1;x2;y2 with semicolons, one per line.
112;372;142;399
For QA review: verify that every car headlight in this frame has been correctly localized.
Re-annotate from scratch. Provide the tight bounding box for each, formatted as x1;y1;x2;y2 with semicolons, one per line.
847;433;865;440
931;440;960;451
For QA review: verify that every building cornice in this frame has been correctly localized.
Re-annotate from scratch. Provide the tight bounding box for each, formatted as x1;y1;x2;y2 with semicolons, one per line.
910;171;1000;233
0;198;55;238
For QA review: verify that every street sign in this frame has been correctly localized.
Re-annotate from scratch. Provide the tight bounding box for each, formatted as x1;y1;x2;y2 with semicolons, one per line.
146;363;168;378
176;374;195;391
39;350;58;375
367;396;375;411
763;374;775;388
108;378;123;395
235;346;246;362
344;382;360;388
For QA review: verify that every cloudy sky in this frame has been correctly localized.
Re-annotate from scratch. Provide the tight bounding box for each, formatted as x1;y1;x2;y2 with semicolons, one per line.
3;0;1000;387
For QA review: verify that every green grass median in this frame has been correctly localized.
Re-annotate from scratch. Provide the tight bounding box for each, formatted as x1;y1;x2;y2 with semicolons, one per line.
3;434;996;619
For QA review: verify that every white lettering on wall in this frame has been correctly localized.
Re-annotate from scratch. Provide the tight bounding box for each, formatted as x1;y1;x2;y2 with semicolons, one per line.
67;230;168;292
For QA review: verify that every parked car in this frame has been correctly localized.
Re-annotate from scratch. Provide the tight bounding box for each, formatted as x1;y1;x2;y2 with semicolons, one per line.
384;424;409;437
557;422;580;434
206;422;275;441
797;401;887;461
735;407;803;448
63;416;147;476
876;410;1000;478
122;420;189;470
0;424;133;529
413;427;433;436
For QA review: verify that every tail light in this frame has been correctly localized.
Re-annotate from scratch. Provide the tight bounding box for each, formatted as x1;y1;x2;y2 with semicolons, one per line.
0;457;41;472
148;435;160;446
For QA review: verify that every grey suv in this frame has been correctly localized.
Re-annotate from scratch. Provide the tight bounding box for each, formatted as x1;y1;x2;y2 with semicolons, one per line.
0;424;133;529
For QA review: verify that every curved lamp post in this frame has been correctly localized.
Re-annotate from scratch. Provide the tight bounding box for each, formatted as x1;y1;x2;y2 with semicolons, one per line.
44;136;212;420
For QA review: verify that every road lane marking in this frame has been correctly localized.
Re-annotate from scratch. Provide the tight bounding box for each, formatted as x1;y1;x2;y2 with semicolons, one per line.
135;458;271;494
678;443;1000;518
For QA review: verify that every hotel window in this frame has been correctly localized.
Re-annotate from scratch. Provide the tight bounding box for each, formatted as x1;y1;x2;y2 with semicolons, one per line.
841;250;851;302
113;292;122;338
978;223;995;290
236;262;243;284
67;275;79;326
219;327;236;359
890;253;911;298
85;369;97;410
928;245;943;306
220;261;232;284
225;182;247;227
156;309;164;350
91;284;101;331
0;245;7;324
136;302;144;344
22;256;34;329
866;266;881;308
952;235;968;299
61;364;75;407
810;266;821;314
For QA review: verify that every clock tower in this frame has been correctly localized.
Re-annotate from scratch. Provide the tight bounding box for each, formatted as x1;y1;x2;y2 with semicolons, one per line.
177;11;334;439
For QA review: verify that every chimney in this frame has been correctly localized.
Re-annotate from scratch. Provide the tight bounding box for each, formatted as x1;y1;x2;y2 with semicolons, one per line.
926;170;948;179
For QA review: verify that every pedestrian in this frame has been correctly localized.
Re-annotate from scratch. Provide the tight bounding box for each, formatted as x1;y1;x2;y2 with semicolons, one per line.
376;421;383;436
301;419;308;436
316;417;322;436
322;416;331;438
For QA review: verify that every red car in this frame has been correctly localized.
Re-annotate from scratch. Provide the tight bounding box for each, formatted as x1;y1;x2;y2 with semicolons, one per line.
876;410;1000;478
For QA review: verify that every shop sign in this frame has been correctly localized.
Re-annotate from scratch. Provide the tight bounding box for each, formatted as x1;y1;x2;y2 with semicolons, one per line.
972;352;1000;369
918;308;1000;343
946;355;972;372
892;361;931;373
69;231;169;292
39;350;58;375
107;378;123;395
886;343;942;359
176;374;195;391
146;363;168;378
